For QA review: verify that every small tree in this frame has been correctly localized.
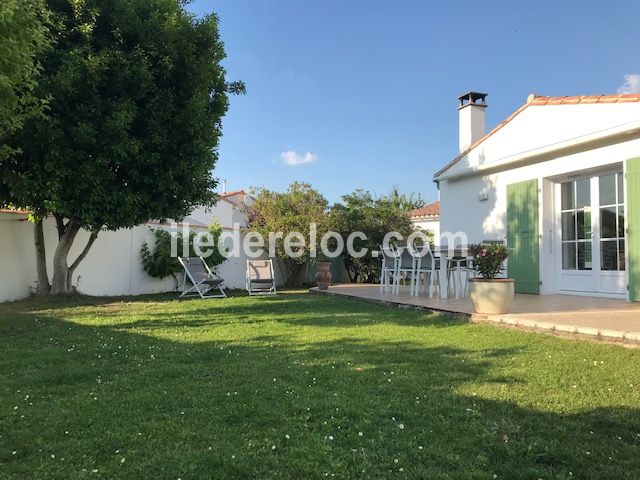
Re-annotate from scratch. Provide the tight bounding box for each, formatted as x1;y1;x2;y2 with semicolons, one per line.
248;182;329;286
329;189;417;283
1;0;243;294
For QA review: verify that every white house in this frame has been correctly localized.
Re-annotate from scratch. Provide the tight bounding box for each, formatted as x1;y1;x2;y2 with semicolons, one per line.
408;201;440;245
0;190;262;302
434;92;640;301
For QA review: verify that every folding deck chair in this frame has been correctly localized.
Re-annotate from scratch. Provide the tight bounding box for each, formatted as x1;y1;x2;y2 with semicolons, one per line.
246;259;277;296
178;257;226;299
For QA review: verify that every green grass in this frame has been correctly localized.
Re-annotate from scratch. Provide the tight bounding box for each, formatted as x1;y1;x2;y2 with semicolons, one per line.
1;291;639;479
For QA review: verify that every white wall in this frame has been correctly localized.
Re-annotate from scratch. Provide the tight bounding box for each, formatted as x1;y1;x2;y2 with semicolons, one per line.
0;193;283;303
411;218;440;245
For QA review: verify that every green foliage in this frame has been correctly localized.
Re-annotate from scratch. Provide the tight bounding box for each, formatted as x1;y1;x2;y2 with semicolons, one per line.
1;0;241;227
330;189;416;283
249;182;330;285
140;224;226;283
386;185;426;211
468;243;509;279
0;0;50;161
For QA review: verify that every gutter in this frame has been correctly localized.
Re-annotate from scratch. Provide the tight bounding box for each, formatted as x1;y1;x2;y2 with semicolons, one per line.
434;120;640;182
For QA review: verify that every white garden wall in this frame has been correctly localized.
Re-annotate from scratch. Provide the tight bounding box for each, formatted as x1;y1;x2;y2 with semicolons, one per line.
0;192;285;303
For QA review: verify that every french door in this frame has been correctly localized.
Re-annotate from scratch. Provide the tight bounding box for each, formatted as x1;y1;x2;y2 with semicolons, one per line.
556;171;626;296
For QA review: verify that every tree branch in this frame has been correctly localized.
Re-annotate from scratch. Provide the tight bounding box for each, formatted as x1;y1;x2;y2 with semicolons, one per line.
69;230;99;272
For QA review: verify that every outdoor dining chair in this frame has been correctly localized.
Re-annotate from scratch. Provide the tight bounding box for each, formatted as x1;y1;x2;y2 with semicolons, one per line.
408;243;439;298
178;257;226;299
246;259;277;296
394;245;416;294
379;245;398;293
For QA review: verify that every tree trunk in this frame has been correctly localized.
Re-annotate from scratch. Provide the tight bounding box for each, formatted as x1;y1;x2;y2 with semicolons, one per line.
50;219;82;295
34;220;50;294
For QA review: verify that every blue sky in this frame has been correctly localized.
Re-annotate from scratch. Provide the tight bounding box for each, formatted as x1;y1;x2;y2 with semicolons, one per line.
187;0;640;204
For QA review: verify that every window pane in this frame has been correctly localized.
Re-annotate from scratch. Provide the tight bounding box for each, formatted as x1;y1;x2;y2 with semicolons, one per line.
601;240;618;271
619;240;626;271
577;209;591;239
618;206;625;238
576;178;590;209
617;173;624;204
561;182;574;210
562;243;576;270
599;174;616;206
562;212;576;240
578;242;592;270
600;206;617;238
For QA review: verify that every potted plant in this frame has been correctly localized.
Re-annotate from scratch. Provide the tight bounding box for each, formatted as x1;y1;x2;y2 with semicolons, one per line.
467;243;514;314
313;255;333;290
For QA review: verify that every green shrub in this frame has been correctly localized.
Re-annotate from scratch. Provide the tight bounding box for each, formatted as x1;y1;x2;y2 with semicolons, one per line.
141;224;226;288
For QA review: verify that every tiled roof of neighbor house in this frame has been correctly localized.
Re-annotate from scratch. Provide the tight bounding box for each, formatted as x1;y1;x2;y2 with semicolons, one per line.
408;201;439;219
220;190;246;197
0;208;30;215
434;93;640;180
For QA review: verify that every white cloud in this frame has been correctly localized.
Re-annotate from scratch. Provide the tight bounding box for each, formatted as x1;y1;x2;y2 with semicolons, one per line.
280;150;318;166
617;73;640;94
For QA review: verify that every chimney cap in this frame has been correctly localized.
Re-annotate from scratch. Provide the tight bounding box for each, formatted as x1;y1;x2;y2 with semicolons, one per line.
458;92;488;109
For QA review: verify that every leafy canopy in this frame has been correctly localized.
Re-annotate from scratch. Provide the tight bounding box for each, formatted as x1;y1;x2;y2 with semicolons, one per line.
1;0;242;228
0;0;50;161
249;182;330;284
329;189;418;283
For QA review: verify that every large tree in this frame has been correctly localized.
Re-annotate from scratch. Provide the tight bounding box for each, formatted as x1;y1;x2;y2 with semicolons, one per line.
0;0;50;160
1;0;243;294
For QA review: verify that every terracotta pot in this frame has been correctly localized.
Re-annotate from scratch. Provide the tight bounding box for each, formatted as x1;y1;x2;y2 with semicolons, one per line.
468;278;515;314
315;262;332;290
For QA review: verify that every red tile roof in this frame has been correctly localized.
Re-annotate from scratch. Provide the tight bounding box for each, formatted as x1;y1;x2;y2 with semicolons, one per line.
408;201;439;218
434;93;640;179
0;208;30;215
220;190;246;198
529;93;640;105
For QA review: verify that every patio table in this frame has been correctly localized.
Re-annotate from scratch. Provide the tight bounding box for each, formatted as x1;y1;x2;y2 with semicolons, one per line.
433;246;471;300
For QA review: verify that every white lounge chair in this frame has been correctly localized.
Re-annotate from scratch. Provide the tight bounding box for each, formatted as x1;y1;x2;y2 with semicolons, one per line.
246;259;277;296
178;257;226;299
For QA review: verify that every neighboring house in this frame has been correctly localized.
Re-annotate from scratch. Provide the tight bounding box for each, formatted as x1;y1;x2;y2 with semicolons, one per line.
0;190;265;302
408;201;440;245
434;92;640;301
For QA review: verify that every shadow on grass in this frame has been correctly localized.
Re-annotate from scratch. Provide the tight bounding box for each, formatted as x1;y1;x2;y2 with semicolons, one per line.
0;295;639;479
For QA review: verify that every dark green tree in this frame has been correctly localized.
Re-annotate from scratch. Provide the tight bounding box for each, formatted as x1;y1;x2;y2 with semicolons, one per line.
329;190;416;283
1;0;243;294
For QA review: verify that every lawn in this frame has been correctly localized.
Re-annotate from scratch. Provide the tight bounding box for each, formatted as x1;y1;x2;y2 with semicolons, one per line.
1;291;639;479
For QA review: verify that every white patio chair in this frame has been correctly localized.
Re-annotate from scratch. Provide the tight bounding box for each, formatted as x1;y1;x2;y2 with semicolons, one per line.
394;245;416;294
409;244;439;298
246;259;277;296
379;245;398;293
178;257;226;299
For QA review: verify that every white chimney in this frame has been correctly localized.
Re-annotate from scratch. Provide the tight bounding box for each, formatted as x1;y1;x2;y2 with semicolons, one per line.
458;92;487;152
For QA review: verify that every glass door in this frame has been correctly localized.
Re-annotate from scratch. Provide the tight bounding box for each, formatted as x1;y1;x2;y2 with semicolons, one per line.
557;171;626;296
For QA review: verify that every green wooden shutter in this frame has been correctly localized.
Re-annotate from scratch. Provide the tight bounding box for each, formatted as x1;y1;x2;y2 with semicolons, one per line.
506;179;540;294
626;157;640;301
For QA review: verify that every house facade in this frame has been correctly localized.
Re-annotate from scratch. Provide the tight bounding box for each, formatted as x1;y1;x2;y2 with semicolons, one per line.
434;92;640;301
408;201;440;245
